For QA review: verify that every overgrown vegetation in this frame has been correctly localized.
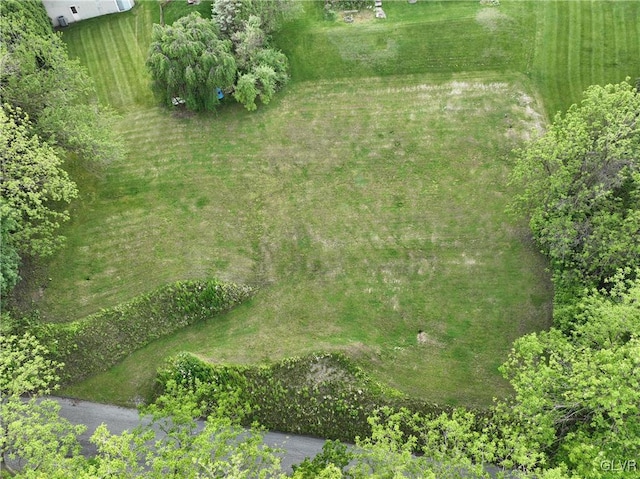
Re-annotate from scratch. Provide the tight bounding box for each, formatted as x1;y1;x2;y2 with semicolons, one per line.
156;351;458;443
33;280;252;383
154;264;640;476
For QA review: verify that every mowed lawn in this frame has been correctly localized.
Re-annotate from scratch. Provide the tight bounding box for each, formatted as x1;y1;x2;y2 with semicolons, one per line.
276;0;639;116
27;1;637;406
59;74;551;406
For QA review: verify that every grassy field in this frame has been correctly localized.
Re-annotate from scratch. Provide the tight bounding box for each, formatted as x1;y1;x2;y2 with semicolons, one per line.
19;1;639;406
59;72;552;406
276;0;639;116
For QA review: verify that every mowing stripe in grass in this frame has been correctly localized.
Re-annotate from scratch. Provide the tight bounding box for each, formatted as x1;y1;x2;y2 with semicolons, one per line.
100;25;132;108
87;27;118;105
115;20;142;103
72;28;109;106
588;2;604;86
531;0;640;115
567;1;581;101
114;10;154;108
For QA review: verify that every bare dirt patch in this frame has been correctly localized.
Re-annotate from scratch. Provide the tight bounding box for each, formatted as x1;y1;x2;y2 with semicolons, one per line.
339;8;375;24
476;7;510;32
505;92;546;142
416;330;444;348
305;356;352;386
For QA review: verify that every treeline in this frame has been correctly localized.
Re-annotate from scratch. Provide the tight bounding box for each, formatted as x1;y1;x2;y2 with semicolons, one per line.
0;0;122;302
510;80;640;323
500;80;640;476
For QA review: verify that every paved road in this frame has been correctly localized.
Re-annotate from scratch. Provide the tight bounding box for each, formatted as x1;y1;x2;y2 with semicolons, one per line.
52;397;505;478
51;396;327;473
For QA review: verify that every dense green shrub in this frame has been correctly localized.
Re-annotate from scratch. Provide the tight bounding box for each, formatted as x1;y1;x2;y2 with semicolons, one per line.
291;440;353;477
323;5;337;21
155;351;456;443
155;351;251;420
36;280;252;383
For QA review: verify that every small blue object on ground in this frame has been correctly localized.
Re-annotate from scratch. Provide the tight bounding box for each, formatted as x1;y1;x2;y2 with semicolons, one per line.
216;88;224;100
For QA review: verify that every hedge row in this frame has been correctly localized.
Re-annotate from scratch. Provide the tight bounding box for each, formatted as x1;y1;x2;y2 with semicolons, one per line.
156;351;460;443
36;280;252;383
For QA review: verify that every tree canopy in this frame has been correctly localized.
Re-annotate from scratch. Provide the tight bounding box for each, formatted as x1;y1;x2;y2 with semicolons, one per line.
0;351;284;479
510;80;640;296
147;13;237;111
500;274;640;477
506;80;640;478
0;0;122;166
0;107;78;259
231;16;289;111
0;106;78;300
0;0;122;303
147;4;291;112
0;332;86;476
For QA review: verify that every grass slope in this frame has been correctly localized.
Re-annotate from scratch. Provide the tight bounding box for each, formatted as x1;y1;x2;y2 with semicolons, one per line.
21;1;639;406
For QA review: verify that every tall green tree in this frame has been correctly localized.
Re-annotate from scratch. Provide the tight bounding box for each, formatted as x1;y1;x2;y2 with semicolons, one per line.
0;106;78;259
0;213;20;298
510;80;640;298
231;16;289;111
1;106;77;300
500;274;640;478
0;0;123;166
0;332;86;477
147;12;237;111
149;6;290;112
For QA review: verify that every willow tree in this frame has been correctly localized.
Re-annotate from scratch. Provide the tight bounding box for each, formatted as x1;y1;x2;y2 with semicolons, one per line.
147;13;237;112
231;16;289;111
